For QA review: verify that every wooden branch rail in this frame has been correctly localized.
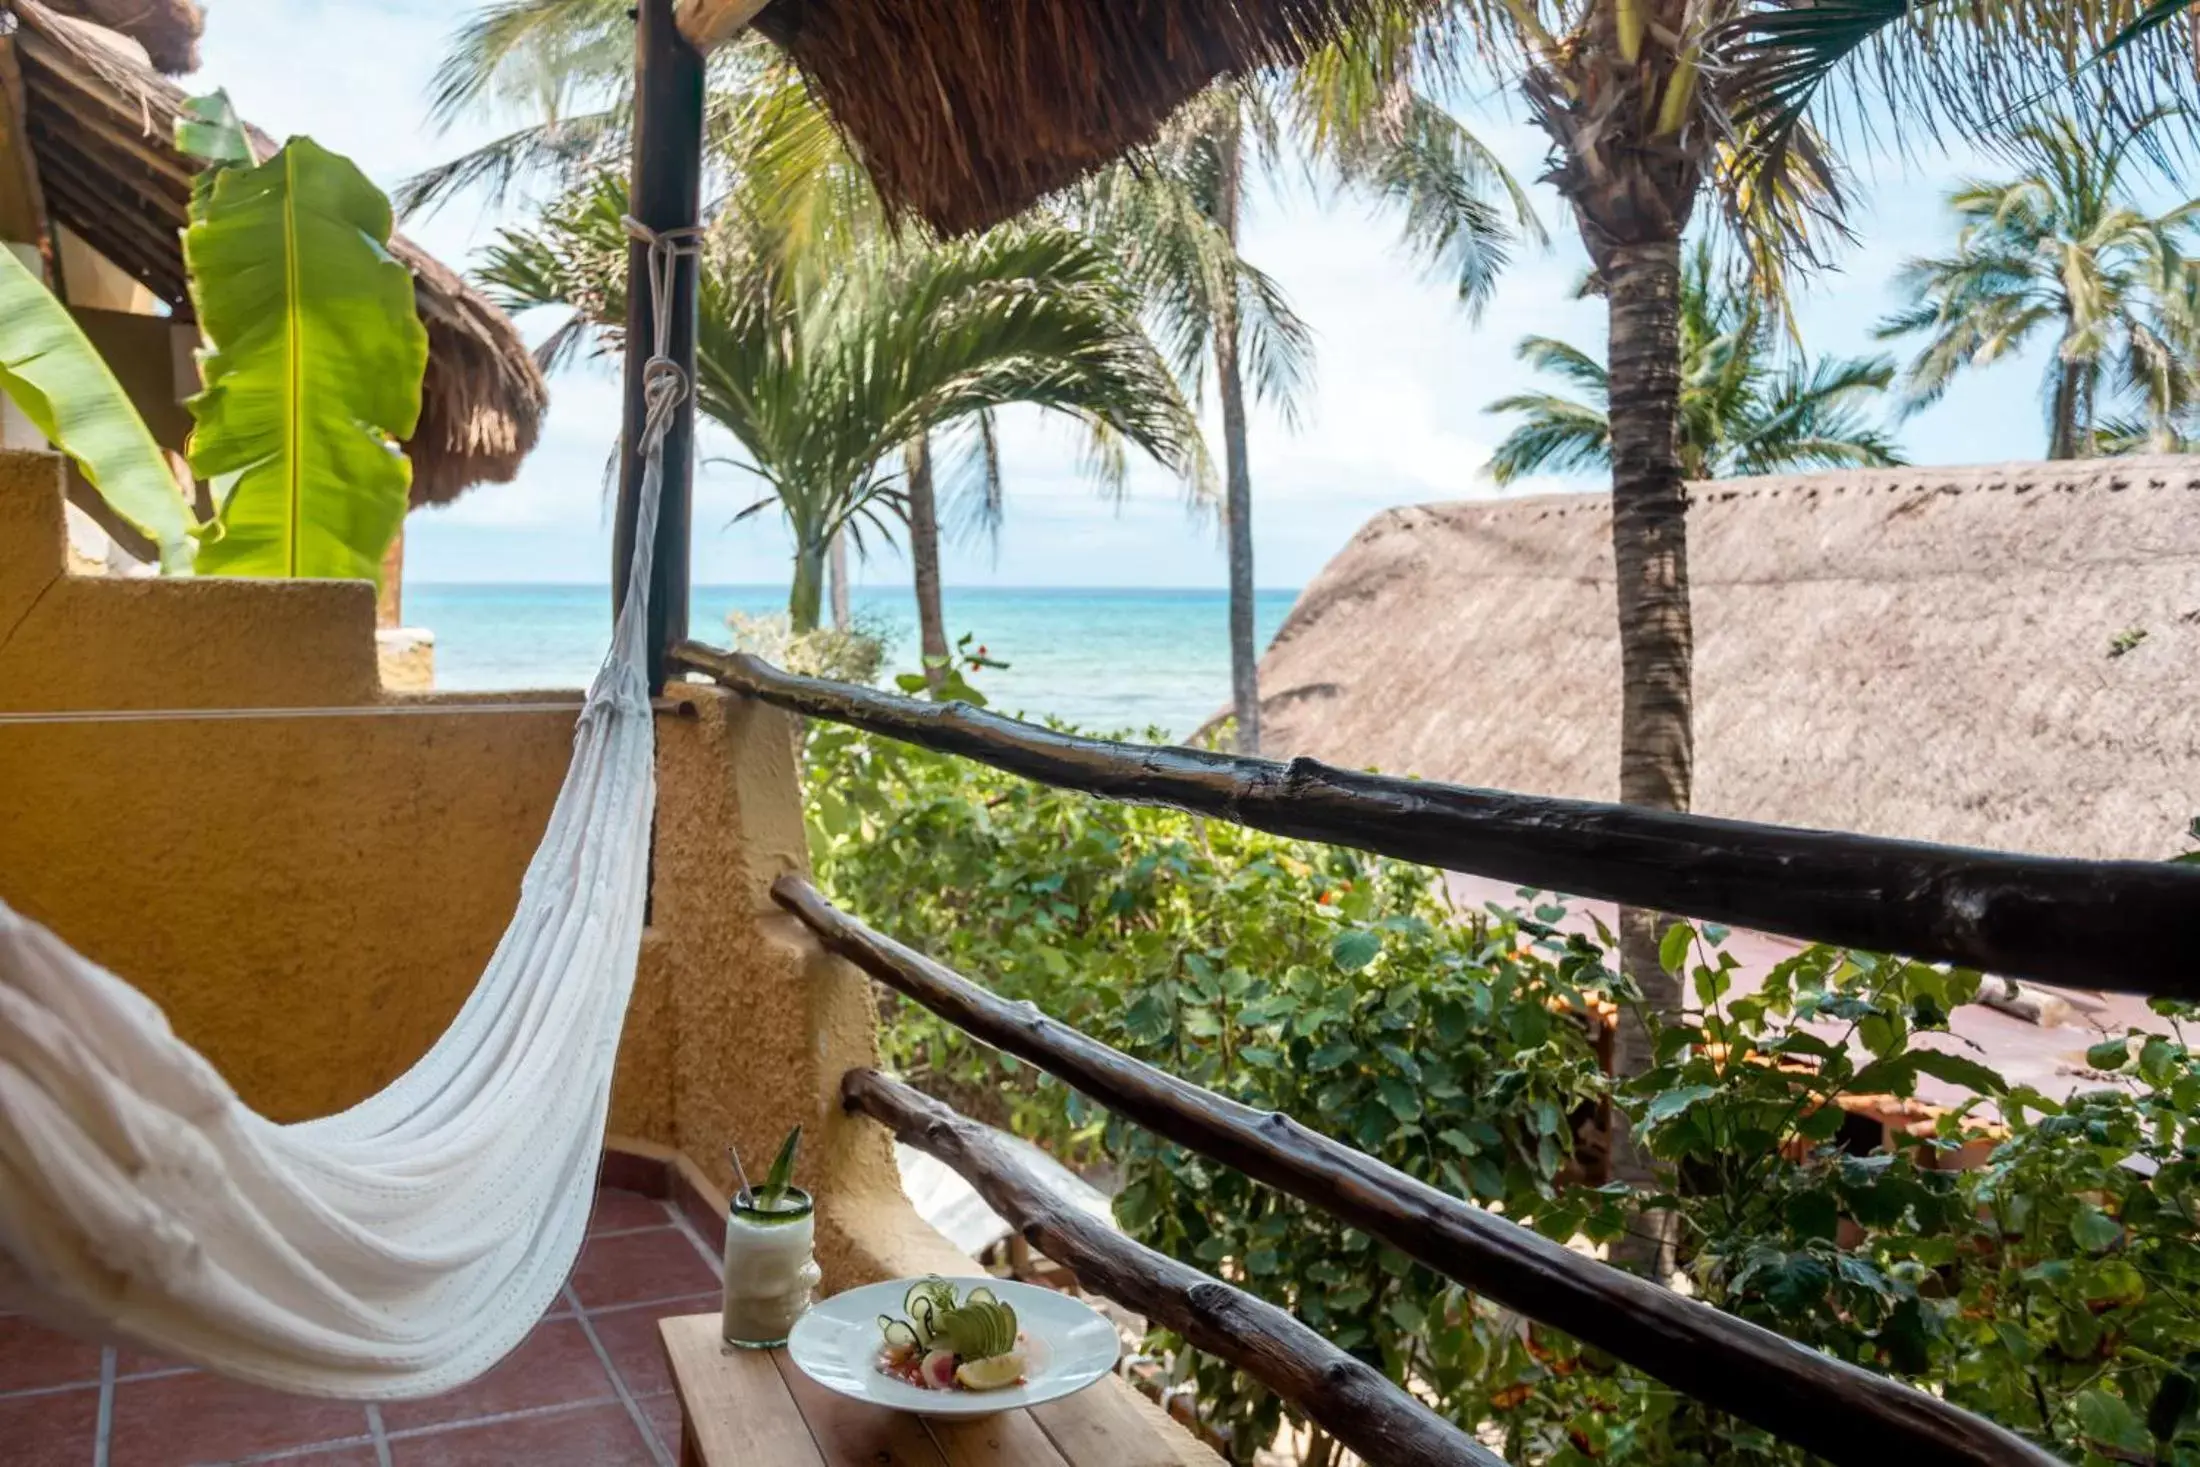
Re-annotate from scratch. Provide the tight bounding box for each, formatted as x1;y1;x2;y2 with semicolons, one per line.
777;876;2060;1467
843;1069;1502;1467
676;642;2200;999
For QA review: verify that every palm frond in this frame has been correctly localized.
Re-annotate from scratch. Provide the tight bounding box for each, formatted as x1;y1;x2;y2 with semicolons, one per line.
1716;0;2200;190
428;0;633;131
397;106;626;217
1513;335;1609;400
1482;396;1613;484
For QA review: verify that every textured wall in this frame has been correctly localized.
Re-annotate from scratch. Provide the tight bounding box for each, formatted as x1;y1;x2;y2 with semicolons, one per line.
0;452;595;1122
645;687;969;1287
0;452;1215;1462
0;450;919;1273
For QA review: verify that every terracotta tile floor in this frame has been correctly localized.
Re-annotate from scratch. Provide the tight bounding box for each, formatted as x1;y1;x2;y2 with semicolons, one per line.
0;1185;723;1467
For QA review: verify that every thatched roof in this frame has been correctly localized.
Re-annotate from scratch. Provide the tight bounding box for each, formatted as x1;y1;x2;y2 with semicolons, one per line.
750;0;1392;234
1254;457;2200;863
4;0;546;503
43;0;196;72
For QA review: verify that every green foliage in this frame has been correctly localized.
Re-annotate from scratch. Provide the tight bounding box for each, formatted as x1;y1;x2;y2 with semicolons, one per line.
184;136;428;581
174;89;252;166
806;705;1623;1458
894;633;1006;707
0;99;422;584
481;175;1201;631
806;702;2200;1463
1484;240;1905;485
0;249;195;571
725;609;890;686
1499;929;2200;1467
1874;112;2200;459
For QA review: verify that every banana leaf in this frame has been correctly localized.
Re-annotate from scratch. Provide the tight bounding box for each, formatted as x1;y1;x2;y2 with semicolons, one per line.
175;90;252;166
0;248;196;571
185;137;427;581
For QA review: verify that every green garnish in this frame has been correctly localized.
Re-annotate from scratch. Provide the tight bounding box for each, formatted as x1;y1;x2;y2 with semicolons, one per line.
756;1125;802;1211
878;1276;1018;1362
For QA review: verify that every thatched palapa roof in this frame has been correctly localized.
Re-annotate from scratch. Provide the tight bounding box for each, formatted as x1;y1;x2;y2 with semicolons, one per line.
4;0;546;503
748;0;1391;234
1253;458;2200;863
42;0;195;72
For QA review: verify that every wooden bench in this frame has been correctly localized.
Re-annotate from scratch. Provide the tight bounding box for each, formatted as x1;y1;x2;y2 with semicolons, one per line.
658;1313;1216;1466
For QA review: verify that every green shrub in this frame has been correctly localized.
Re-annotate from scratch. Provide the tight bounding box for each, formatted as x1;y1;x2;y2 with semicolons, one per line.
808;717;1619;1455
805;708;2200;1465
726;609;891;685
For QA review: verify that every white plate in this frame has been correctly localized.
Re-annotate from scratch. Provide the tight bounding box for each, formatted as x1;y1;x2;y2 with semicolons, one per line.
785;1277;1119;1417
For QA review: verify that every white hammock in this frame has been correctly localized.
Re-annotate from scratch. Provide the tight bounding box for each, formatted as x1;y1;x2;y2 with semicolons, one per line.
0;233;688;1400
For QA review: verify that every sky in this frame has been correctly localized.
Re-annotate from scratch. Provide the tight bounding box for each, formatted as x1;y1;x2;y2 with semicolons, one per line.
196;2;2070;593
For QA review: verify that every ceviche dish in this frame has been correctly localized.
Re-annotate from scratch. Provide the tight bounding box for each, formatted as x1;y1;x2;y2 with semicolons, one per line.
876;1277;1025;1392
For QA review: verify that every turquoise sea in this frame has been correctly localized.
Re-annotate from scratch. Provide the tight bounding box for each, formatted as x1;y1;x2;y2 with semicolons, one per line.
406;585;1298;740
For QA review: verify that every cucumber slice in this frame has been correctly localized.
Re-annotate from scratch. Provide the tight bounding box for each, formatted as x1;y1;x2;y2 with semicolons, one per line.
966;1286;997;1307
881;1319;919;1355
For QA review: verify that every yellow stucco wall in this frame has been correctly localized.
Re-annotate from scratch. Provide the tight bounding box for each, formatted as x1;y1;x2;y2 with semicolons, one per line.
0;445;972;1275
0;450;598;1122
0;450;1207;1460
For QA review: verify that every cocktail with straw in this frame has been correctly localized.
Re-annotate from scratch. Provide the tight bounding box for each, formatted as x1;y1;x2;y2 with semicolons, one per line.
720;1126;820;1348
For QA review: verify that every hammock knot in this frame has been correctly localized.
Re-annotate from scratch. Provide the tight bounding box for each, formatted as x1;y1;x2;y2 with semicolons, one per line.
620;215;704;457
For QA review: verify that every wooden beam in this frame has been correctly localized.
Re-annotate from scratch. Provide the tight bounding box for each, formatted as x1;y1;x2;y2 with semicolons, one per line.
776;875;2061;1467
843;1069;1501;1467
613;0;703;693
15;63;196;192
0;37;50;245
33;171;181;303
675;0;771;51
672;643;2200;1000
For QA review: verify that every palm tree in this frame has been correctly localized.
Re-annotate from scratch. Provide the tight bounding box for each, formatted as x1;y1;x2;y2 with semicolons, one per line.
480;177;1199;630
1488;244;1904;482
417;8;1219;686
1076;73;1537;754
1287;0;2175;1267
1310;0;2175;1162
1874;114;2200;460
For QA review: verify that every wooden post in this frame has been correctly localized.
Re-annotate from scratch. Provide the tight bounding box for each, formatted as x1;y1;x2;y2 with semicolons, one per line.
613;0;704;692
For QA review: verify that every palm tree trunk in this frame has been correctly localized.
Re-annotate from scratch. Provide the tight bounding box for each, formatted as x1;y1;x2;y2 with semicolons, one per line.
905;433;950;691
2049;357;2082;459
829;528;852;630
1605;237;1694;1275
1214;112;1260;756
790;540;828;633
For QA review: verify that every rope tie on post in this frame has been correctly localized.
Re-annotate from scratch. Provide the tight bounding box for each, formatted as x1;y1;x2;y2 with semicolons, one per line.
595;214;703;712
622;215;703;458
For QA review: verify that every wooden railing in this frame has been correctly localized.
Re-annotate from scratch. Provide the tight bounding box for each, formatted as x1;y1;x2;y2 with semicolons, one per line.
781;876;2054;1467
673;641;2198;1000
847;1069;1502;1467
675;646;2107;1465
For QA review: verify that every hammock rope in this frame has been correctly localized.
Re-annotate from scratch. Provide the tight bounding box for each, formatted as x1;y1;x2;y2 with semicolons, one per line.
0;222;700;1399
